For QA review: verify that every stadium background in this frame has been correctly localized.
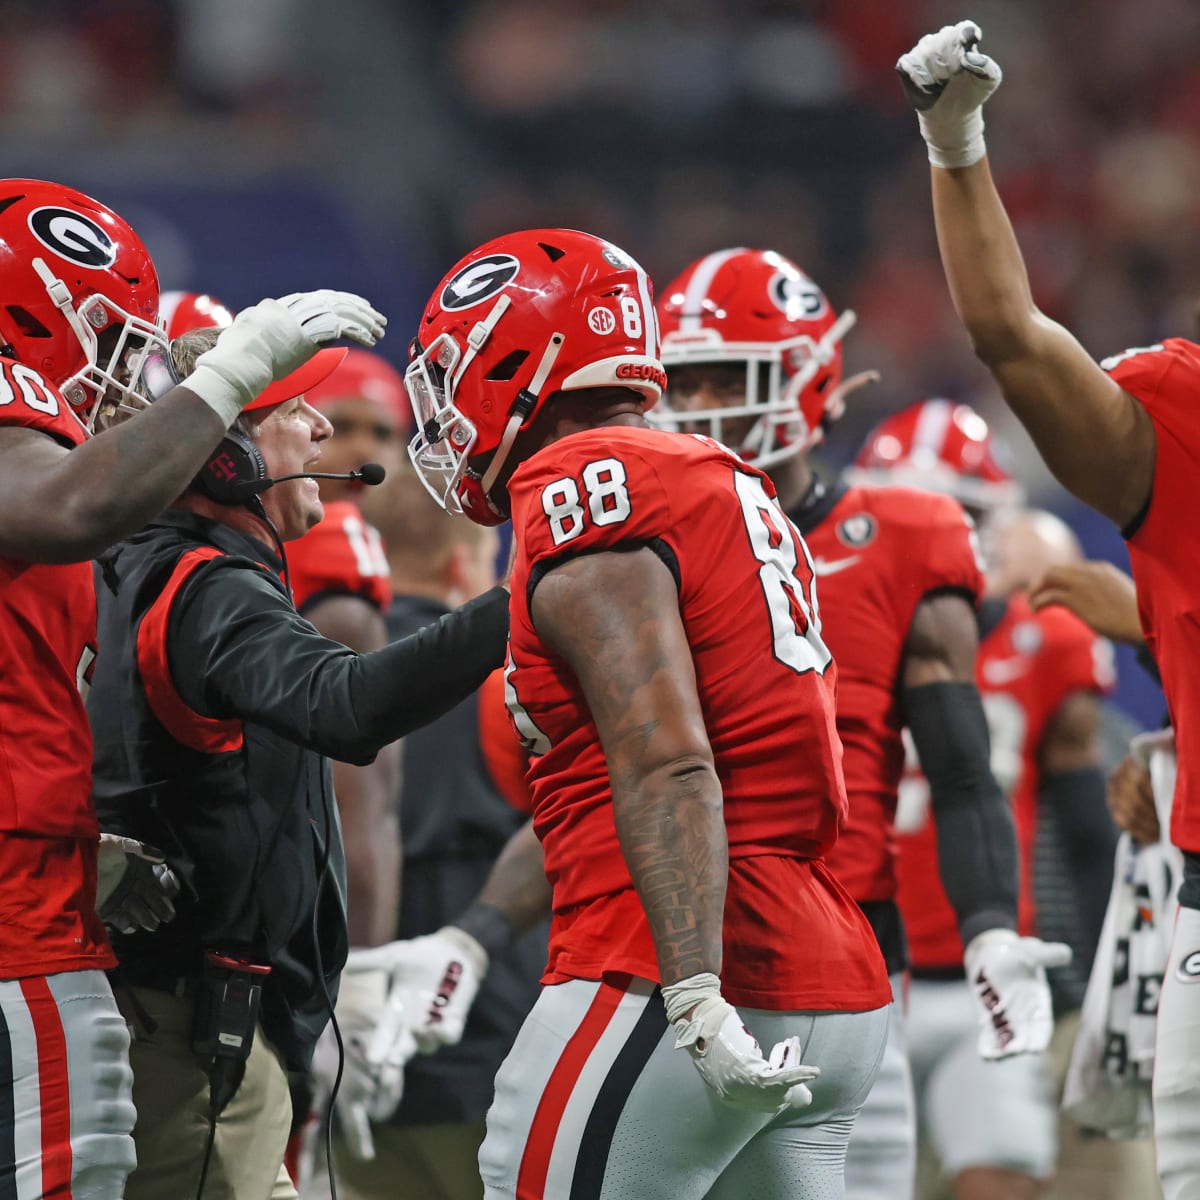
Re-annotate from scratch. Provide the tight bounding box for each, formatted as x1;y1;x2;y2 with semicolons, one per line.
6;0;1192;727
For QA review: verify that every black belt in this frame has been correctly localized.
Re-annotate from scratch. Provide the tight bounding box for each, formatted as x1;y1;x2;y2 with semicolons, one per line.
111;963;201;999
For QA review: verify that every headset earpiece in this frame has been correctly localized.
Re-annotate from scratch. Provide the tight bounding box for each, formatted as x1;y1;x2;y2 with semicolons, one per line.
194;430;269;506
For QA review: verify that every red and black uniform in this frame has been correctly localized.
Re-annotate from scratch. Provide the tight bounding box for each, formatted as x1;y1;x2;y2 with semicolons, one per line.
88;511;508;1069
287;499;391;616
789;480;984;971
896;594;1114;971
1104;339;1200;860
506;426;889;1013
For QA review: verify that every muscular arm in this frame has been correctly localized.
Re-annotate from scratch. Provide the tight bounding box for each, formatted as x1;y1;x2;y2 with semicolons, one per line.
1039;690;1116;957
453;818;553;956
931;160;1155;527
902;592;1019;943
531;546;726;986
304;593;401;945
0;387;229;562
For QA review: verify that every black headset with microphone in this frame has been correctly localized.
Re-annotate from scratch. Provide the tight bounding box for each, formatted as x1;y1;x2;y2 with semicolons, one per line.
140;338;387;505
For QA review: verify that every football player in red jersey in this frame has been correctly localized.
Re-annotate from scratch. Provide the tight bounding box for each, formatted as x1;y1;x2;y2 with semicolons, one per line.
0;178;384;1197
401;228;892;1198
897;21;1200;1195
656;251;1066;1200
892;504;1122;1200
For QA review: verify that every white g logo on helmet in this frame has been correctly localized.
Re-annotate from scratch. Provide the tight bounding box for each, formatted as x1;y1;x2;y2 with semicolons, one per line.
28;207;118;269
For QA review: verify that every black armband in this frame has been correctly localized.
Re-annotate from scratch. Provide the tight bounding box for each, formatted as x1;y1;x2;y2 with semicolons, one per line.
1179;852;1200;912
453;901;518;960
903;680;1019;947
1038;767;1115;959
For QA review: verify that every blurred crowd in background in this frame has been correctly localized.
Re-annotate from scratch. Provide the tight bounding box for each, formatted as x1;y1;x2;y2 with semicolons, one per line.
2;0;1194;725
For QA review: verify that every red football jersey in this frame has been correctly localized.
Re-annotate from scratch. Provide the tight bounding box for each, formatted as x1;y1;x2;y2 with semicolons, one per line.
802;485;985;904
895;594;1115;969
0;357;114;977
287;499;391;615
505;426;889;1012
1103;339;1200;853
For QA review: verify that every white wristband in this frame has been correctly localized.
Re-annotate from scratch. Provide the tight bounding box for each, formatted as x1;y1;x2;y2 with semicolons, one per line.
661;972;723;1026
919;107;986;169
181;363;251;428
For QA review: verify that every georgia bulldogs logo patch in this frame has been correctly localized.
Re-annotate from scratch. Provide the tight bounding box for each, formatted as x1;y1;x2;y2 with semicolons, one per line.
768;270;827;321
836;513;876;549
28;207;117;269
1176;949;1200;983
440;254;520;312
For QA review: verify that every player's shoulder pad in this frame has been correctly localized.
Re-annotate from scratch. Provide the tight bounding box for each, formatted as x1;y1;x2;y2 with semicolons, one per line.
846;483;972;533
1102;337;1200;395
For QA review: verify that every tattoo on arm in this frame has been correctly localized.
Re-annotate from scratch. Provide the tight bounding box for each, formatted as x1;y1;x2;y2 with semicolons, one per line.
533;547;727;986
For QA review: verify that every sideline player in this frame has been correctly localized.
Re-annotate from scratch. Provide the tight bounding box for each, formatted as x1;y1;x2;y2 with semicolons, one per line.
897;23;1200;1197
405;228;892;1197
0;178;383;1196
893;504;1117;1200
656;251;1066;1200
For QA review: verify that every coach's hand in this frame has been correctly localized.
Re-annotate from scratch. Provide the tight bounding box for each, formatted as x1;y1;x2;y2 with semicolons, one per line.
95;833;180;934
662;973;819;1113
345;925;488;1053
896;20;1002;168
964;928;1071;1058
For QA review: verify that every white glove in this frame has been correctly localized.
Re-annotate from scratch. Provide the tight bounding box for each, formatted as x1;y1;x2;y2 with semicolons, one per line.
310;967;418;1162
95;833;180;935
896;20;1002;168
964;928;1072;1058
344;926;489;1054
662;973;820;1113
183;290;387;426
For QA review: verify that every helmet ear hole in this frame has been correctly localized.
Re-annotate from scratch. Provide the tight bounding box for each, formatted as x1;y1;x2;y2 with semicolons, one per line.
486;350;530;382
6;305;51;339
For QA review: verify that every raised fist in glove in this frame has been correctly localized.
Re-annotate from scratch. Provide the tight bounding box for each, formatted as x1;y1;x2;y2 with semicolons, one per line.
183;290;387;426
896;20;1002;168
95;833;180;935
662;974;819;1113
344;925;488;1054
964;928;1072;1059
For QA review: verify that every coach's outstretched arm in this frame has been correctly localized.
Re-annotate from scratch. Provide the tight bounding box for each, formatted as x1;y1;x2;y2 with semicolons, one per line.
897;21;1155;529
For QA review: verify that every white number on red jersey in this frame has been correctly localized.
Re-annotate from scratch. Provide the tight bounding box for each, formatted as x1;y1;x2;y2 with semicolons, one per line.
503;649;550;756
733;471;832;676
540;457;632;547
0;362;60;416
342;512;389;578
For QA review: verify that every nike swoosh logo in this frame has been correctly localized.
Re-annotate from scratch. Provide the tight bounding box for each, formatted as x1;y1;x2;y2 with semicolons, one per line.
982;656;1029;684
812;555;861;576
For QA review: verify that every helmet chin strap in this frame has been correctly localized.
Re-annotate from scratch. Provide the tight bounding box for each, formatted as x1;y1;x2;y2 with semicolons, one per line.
479;331;566;497
32;255;101;407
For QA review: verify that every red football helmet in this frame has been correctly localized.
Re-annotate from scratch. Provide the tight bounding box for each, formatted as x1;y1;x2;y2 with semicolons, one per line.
158;290;234;338
0;179;165;430
845;399;1025;510
306;347;411;432
655;248;855;467
406;228;664;525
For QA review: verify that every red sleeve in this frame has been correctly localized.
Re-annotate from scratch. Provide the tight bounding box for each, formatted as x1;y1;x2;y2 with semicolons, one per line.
510;429;676;576
910;491;986;603
477;667;534;814
1038;609;1117;701
288;501;391;614
0;359;87;448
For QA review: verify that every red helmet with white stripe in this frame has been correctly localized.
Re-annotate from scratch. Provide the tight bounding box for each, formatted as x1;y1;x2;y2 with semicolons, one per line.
0;178;164;429
845;399;1024;510
406;228;664;525
655;248;855;467
158;290;234;338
